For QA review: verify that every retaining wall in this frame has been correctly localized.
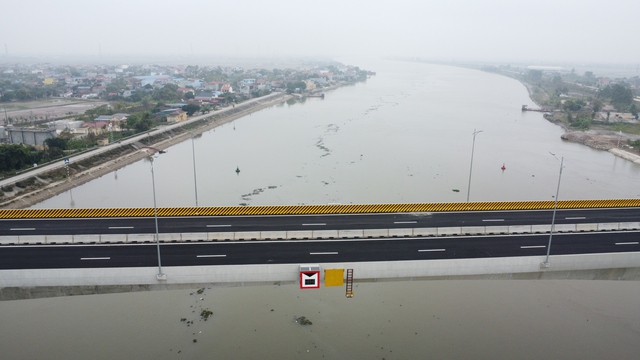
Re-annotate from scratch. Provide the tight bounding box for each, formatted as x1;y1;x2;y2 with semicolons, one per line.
2;252;640;300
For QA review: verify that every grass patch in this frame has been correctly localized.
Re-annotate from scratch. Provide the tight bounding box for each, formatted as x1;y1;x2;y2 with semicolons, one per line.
15;177;37;189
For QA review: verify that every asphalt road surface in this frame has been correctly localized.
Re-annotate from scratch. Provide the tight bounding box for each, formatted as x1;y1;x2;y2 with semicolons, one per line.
1;231;639;270
0;208;638;236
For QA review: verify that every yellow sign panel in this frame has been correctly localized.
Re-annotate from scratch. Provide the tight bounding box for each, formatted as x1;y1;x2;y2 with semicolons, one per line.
324;269;344;287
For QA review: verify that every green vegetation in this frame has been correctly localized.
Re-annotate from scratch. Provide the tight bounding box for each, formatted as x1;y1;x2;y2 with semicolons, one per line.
599;84;634;110
286;81;307;94
181;104;201;116
200;309;213;320
0;79;65;102
0;144;43;174
628;139;640;148
125;112;154;132
295;316;312;325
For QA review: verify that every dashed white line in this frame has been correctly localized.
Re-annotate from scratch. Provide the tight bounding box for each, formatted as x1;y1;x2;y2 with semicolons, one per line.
197;254;227;258
394;221;417;224
615;242;639;246
418;249;445;252
10;228;35;231
310;252;338;255
303;223;326;226
482;219;504;222
565;217;586;220
207;224;232;228
80;257;110;260
109;226;134;229
520;245;546;249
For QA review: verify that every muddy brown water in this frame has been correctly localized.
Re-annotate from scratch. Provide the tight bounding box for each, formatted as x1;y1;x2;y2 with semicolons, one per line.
0;280;639;359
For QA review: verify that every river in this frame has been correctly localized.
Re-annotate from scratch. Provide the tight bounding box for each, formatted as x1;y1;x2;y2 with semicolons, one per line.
1;280;639;359
31;58;640;209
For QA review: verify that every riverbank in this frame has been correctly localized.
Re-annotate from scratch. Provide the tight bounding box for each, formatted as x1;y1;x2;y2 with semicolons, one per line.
0;93;292;209
515;75;640;160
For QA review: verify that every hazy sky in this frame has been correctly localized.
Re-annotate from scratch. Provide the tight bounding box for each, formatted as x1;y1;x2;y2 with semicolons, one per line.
1;0;639;64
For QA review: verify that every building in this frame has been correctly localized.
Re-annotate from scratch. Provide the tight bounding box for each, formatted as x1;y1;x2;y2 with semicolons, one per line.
8;128;57;149
194;92;215;102
165;109;187;123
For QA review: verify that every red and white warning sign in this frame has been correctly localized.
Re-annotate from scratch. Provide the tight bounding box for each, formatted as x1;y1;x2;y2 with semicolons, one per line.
299;264;320;289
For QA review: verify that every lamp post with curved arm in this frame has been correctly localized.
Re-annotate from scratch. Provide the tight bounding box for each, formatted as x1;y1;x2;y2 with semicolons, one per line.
143;147;167;280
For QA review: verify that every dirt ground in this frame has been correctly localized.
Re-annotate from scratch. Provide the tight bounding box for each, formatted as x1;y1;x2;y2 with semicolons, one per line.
561;129;640;153
1;99;108;125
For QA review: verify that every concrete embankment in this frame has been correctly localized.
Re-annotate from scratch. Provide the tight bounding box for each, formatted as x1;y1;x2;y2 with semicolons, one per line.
2;253;640;300
609;148;640;164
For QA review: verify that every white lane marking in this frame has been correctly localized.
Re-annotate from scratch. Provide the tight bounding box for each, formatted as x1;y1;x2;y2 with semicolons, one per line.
310;252;338;255
10;228;35;231
207;224;232;228
303;223;326;226
80;257;111;260
418;249;445;252
615;242;639;245
520;245;546;249
394;221;417;224
197;254;227;258
565;217;586;220
109;226;134;229
482;219;504;222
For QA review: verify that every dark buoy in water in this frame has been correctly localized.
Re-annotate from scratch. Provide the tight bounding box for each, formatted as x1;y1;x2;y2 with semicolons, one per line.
235;166;240;174
501;163;506;171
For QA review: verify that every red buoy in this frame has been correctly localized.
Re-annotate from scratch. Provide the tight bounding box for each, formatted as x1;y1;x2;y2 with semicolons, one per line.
501;163;506;171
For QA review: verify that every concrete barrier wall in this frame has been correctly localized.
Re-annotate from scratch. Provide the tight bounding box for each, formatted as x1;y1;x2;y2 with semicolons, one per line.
0;222;639;244
2;252;639;288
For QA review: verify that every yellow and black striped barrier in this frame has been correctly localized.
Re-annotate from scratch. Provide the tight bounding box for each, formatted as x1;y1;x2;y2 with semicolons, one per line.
1;199;639;219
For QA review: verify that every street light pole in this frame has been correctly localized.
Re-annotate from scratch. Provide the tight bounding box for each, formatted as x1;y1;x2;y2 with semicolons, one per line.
143;146;167;280
191;132;199;207
542;153;564;268
466;129;483;202
149;155;166;280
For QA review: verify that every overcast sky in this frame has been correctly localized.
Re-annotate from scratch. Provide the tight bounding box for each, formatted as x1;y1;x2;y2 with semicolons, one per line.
1;0;638;64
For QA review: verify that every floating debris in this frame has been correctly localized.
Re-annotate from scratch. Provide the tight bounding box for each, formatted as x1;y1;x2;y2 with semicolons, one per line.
452;189;460;192
294;316;313;325
200;309;213;320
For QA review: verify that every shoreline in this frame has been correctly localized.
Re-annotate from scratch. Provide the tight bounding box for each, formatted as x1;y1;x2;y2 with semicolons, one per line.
421;58;640;162
511;73;640;161
0;93;293;209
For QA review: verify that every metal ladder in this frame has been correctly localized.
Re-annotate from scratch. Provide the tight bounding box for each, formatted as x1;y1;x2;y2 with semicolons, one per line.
345;269;354;298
